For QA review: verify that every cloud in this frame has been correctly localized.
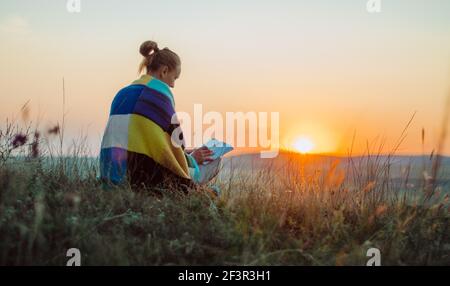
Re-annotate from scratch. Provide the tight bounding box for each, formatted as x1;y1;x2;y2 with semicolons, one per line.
0;15;31;35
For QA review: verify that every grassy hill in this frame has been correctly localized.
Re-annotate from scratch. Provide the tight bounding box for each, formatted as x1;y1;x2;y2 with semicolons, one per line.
0;149;448;265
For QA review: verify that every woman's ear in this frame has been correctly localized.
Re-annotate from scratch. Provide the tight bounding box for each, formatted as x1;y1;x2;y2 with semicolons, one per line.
161;65;169;77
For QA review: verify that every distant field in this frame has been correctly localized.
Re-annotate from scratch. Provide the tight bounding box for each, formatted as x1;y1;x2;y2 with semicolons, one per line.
222;152;450;180
220;152;450;193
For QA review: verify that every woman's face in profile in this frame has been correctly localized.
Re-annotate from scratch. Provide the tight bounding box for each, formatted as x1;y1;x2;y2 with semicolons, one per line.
160;65;181;88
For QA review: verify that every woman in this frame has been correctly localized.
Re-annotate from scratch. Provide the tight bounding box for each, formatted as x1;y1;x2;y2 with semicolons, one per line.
100;41;221;193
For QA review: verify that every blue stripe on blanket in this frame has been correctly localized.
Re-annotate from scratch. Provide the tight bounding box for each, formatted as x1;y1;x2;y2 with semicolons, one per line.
100;147;128;185
132;87;177;133
110;85;143;115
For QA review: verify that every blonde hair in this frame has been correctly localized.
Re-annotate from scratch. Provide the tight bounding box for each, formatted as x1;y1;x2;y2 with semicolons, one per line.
138;40;180;74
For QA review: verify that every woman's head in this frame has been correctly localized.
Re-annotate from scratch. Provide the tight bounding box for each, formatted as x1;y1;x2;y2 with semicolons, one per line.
139;40;181;88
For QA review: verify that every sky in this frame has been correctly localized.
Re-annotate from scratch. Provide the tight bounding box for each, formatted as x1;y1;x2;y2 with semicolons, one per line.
0;0;449;156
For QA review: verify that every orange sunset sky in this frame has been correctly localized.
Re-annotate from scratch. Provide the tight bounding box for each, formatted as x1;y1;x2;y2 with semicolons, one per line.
1;0;449;156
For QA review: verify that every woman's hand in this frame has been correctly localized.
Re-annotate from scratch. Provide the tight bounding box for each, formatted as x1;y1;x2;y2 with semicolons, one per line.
190;146;214;165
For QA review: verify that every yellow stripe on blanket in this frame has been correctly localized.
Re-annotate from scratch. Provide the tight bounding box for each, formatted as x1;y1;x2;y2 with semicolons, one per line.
127;114;191;179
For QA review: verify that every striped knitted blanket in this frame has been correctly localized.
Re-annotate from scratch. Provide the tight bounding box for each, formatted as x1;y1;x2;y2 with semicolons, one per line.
100;75;200;189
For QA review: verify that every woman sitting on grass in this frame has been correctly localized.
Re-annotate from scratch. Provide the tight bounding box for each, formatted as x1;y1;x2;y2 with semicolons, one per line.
100;41;221;194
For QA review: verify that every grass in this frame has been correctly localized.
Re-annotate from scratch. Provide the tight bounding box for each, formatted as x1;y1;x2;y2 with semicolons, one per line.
0;146;448;265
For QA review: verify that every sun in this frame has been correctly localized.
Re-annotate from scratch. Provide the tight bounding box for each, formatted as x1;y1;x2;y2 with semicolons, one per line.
293;137;315;154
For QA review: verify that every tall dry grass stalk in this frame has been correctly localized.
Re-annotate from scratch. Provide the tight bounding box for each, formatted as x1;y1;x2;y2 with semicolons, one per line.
430;92;450;197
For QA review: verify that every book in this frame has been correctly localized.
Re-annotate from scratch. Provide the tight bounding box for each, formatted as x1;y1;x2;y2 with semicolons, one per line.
202;138;234;163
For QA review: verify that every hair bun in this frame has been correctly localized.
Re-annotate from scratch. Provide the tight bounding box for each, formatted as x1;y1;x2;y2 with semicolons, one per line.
139;40;159;57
